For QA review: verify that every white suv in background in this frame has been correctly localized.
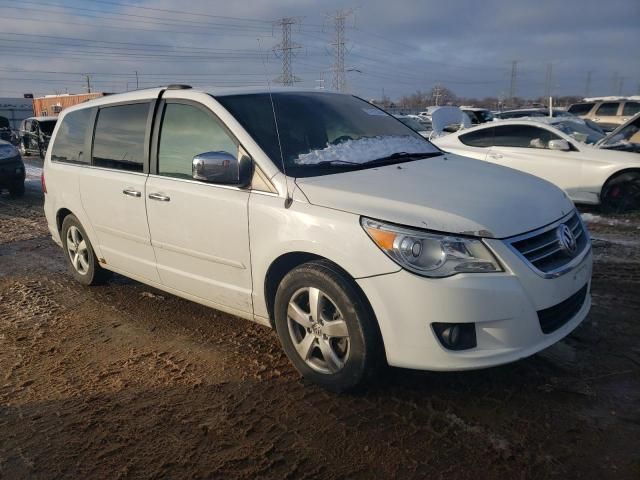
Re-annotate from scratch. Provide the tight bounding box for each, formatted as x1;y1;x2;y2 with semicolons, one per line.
43;86;592;391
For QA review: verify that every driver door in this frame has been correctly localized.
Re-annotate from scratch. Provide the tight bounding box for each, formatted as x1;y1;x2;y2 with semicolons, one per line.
485;124;585;201
145;95;253;315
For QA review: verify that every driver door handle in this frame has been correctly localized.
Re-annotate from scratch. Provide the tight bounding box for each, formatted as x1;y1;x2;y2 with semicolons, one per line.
148;192;171;202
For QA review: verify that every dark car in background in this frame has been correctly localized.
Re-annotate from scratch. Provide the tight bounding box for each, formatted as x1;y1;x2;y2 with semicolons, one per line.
19;116;57;158
0;139;25;197
0;115;14;143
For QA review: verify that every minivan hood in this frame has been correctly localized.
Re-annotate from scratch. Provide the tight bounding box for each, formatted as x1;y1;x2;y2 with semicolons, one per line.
295;154;574;239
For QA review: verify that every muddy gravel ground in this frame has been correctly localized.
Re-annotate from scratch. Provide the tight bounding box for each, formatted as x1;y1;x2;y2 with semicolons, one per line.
1;157;639;479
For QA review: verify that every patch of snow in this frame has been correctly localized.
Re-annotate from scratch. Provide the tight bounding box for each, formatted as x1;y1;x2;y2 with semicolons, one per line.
294;135;436;165
25;165;42;178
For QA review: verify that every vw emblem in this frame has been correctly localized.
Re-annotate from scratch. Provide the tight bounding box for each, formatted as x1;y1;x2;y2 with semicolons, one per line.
556;224;577;256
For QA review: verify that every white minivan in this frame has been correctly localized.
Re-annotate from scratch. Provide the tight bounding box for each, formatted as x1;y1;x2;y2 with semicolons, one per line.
43;86;592;391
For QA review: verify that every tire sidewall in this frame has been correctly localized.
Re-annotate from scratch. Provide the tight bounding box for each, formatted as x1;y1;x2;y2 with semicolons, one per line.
61;215;98;285
274;263;375;392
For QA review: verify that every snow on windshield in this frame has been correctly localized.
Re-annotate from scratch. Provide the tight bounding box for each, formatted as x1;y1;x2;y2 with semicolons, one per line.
294;135;436;165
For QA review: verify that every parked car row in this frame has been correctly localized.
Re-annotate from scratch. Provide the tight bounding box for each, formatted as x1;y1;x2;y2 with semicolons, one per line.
43;86;594;391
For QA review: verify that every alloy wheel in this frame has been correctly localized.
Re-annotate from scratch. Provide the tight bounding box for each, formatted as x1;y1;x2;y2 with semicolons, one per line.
66;226;90;275
287;287;350;374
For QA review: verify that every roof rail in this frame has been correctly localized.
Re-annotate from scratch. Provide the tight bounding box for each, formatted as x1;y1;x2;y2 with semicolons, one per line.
166;84;192;90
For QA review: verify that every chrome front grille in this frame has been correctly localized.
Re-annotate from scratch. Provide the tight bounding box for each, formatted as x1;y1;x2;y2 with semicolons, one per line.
506;211;590;277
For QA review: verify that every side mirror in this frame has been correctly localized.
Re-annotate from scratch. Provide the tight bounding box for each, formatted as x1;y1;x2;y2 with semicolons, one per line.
192;151;252;187
548;139;571;151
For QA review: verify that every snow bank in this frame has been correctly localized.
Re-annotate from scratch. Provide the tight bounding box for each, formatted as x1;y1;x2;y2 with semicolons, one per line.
294;135;435;165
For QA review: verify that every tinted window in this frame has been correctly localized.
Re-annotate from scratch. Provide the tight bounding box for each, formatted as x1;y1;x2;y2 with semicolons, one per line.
92;103;149;172
39;120;56;136
459;128;496;147
623;102;640;116
51;109;92;164
567;103;594;115
492;125;560;148
596;102;620;116
158;103;237;179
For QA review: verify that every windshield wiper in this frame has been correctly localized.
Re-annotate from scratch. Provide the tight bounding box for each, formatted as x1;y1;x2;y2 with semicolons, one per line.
366;151;442;166
314;159;363;167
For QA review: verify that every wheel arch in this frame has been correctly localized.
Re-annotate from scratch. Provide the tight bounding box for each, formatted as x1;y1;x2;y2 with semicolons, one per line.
263;252;383;346
56;207;73;233
601;168;640;197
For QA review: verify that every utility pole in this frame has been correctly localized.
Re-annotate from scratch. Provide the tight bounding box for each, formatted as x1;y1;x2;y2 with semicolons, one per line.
544;63;553;99
611;71;619;95
508;60;518;105
85;75;91;93
617;76;625;96
585;70;592;97
329;9;352;92
135;70;139;89
273;17;301;86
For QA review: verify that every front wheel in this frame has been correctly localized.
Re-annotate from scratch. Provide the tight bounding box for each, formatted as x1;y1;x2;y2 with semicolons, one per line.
61;214;111;285
274;260;381;392
601;172;640;213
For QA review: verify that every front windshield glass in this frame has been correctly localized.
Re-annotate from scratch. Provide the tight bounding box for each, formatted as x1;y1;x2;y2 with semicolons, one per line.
553;120;605;145
39;120;57;136
397;116;425;131
216;92;439;177
476;110;494;122
602;116;640;147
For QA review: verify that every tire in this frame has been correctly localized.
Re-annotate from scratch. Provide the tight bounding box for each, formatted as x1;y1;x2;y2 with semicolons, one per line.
274;260;382;392
8;181;25;197
601;172;640;213
61;214;111;286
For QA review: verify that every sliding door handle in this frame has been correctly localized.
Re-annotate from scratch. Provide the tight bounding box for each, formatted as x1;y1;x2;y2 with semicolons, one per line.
148;192;171;202
122;188;141;197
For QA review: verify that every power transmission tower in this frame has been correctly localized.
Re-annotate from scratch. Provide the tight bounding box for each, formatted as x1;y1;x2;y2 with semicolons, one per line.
585;70;592;97
508;60;518;104
544;63;553;99
273;17;301;86
329;9;352;92
433;85;442;106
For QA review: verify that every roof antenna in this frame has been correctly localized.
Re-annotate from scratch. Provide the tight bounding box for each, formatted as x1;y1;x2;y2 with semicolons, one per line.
257;37;293;209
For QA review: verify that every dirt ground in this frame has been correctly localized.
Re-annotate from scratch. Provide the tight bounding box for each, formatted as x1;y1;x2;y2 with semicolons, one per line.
1;157;639;479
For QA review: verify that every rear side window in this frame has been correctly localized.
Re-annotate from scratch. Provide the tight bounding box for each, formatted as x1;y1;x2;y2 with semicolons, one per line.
596;102;620;116
51;109;91;164
459;128;496;147
623;102;640;116
492;125;560;148
92;103;149;172
567;103;594;115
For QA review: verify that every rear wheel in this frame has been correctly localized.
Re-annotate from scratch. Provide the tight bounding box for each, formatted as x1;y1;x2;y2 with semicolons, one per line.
61;214;111;285
601;172;640;213
274;260;381;392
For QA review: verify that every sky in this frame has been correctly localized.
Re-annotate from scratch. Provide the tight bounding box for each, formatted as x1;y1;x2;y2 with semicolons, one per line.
0;0;638;101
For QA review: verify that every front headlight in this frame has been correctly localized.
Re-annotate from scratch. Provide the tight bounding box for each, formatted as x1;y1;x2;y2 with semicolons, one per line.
0;144;19;160
361;217;502;278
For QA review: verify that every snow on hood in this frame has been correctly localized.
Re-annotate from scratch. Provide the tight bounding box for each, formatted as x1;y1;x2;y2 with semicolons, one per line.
294;135;437;165
296;153;574;239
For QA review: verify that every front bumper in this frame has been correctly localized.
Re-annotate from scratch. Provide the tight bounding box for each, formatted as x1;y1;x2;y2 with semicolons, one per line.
0;156;25;186
357;241;592;371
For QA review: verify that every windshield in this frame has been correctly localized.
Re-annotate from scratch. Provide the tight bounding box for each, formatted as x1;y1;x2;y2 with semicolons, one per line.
476;110;494;122
39;120;57;136
397;116;425;131
552;120;605;145
216;92;439;177
602;116;640;147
